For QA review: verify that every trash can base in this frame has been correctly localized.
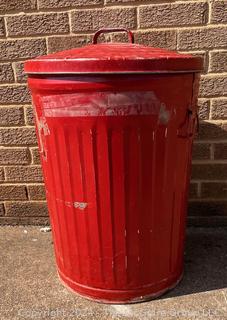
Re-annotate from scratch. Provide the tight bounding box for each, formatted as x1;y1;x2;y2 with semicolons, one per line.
57;268;183;304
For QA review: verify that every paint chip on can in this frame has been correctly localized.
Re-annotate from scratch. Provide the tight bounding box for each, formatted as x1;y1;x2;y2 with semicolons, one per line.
74;202;88;210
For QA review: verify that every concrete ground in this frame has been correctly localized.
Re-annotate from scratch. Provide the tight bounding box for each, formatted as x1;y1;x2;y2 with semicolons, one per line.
0;227;227;320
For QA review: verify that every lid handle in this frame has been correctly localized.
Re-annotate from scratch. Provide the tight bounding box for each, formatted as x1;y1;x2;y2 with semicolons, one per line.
93;28;134;44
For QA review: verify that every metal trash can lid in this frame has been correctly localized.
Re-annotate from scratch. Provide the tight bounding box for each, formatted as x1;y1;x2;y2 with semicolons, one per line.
25;28;203;75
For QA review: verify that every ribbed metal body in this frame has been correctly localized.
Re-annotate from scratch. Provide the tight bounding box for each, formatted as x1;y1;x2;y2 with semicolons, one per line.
28;73;198;303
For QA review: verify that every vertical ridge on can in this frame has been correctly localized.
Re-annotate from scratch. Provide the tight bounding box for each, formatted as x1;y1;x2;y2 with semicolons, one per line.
28;72;199;302
44;126;65;270
90;128;104;284
53;127;72;274
62;128;81;279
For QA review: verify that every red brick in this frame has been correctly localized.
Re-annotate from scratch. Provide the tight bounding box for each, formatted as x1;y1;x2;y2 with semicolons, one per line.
0;216;49;225
0;127;37;145
5;201;48;216
0;167;4;181
71;7;136;32
185;51;208;73
39;0;102;9
111;31;133;43
188;201;227;216
30;148;41;164
192;164;227;180
214;143;227;160
192;143;211;160
209;51;227;73
201;182;227;199
187;216;227;227
211;0;227;23
27;184;46;200
189;183;198;198
198;99;210;120
178;27;227;50
0;38;47;61
5;166;43;182
135;30;176;50
47;35;92;54
0;203;4;216
0;0;36;13
13;62;26;83
139;2;208;28
0;185;27;200
0;17;5;36
7;13;69;37
25;106;34;125
0;85;30;104
199;75;227;98
0;106;24;126
0;64;14;83
106;0;155;2
197;122;227;140
211;99;227;120
0;148;30;165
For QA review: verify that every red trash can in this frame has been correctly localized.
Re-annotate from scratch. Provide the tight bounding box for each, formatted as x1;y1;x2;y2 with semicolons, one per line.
25;28;203;303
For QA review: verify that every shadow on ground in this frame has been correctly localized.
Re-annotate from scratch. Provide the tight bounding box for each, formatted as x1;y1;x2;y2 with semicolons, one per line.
163;227;227;298
1;226;227;320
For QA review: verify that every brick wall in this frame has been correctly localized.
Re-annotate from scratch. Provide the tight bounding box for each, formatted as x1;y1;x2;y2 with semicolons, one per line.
0;0;226;226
